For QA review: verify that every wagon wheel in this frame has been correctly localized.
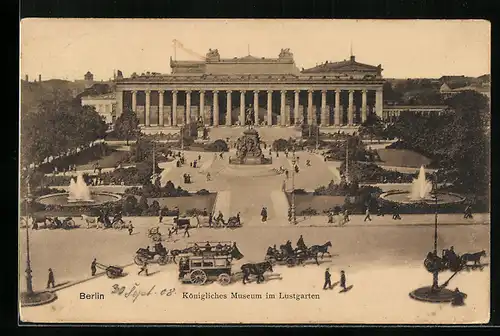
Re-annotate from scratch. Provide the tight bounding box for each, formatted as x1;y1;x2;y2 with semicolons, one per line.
151;233;162;242
112;221;122;229
286;257;296;267
190;270;207;285
217;273;231;286
106;269;118;278
134;255;146;266
158;255;169;265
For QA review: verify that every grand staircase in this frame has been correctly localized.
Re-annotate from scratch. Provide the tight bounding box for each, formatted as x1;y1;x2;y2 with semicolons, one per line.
208;126;301;142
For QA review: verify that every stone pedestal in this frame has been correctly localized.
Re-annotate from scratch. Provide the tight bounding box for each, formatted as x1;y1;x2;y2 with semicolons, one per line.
230;128;271;165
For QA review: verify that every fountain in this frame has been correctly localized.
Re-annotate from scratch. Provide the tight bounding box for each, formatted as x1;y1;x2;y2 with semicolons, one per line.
378;165;466;303
410;166;433;201
35;173;122;208
379;166;464;205
68;173;94;203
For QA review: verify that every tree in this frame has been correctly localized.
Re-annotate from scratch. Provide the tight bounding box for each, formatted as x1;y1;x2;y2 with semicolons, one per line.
390;91;489;194
114;109;140;145
358;114;385;142
20;89;107;166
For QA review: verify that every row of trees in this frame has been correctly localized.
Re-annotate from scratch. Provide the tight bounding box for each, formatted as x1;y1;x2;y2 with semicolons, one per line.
21;90;108;166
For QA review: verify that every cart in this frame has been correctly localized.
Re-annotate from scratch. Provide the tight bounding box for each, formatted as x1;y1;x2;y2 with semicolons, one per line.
95;262;124;279
148;227;162;242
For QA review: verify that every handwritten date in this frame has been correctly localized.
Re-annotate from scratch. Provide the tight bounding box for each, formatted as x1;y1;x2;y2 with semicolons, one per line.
111;283;175;303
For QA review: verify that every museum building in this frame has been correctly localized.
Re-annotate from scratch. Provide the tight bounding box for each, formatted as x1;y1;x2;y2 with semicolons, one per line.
114;48;385;128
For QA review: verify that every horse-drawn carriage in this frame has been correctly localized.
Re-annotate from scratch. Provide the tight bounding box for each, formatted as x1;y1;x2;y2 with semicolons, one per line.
424;248;488;273
31;216;79;230
134;242;174;266
178;254;277;286
265;241;332;267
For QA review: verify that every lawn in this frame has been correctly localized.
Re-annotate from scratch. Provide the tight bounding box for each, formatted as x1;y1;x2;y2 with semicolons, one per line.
77;150;130;170
286;193;346;215
139;193;217;213
376;149;431;168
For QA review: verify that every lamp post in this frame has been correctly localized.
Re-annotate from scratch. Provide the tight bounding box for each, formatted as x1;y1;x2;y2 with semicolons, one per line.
24;176;33;295
290;144;297;225
431;172;439;291
20;168;57;306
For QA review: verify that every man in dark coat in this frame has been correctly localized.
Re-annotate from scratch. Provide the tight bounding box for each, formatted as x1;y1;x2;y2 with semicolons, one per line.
261;207;268;222
340;270;347;290
47;268;56;289
91;258;97;276
323;268;332;290
208;212;213;228
183;223;190;238
451;288;466;306
297;235;306;251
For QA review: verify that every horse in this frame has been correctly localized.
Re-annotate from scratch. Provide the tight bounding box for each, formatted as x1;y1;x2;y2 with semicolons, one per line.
241;261;274;284
81;214;102;229
461;250;487;266
308;241;333;259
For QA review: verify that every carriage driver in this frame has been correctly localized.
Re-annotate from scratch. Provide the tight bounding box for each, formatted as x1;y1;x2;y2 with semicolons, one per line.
297;235;307;251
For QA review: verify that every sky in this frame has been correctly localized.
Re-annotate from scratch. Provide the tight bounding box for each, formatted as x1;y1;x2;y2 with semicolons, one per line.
20;19;490;81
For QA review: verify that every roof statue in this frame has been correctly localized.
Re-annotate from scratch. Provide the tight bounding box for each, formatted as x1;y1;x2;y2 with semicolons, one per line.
279;48;293;59
206;49;220;61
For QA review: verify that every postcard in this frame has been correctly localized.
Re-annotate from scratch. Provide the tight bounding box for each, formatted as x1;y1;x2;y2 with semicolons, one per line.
19;19;490;324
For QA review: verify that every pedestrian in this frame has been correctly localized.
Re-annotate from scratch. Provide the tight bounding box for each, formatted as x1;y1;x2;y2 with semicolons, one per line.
261;207;268;222
219;152;223;159
198;154;201;161
364;207;372;222
340;270;347;291
285;170;289;179
323;268;332;290
208;212;213;228
91;258;97;276
377;204;384;217
183;223;190;237
138;261;149;276
451;288;466;306
343;209;350;223
464;205;473;219
206;172;211;181
47;268;56;289
168;228;172;238
190;162;193;167
276;152;279;158
172;220;179;235
128;221;134;235
195;214;201;228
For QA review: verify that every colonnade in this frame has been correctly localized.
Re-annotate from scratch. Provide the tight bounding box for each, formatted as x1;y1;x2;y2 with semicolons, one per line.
116;88;383;127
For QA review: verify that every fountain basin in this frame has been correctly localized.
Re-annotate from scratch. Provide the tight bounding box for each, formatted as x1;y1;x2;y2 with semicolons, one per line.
36;192;122;207
379;190;465;205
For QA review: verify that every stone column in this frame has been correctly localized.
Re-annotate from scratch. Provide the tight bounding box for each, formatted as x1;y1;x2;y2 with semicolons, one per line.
267;90;273;126
145;90;151;127
172;90;178;126
185;90;191;125
280;90;286;126
158;90;164;126
361;89;367;123
253;90;259;125
199;90;205;125
226;90;232;126
307;90;313;124
348;89;354;125
115;90;123;117
213;90;219;126
239;91;245;125
321;90;327;126
334;89;341;125
294;90;300;125
131;90;137;112
375;87;383;118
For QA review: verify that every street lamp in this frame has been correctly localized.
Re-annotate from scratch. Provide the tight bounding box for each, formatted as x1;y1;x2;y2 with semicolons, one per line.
24;177;33;295
431;172;439;291
289;143;297;225
20;168;57;307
